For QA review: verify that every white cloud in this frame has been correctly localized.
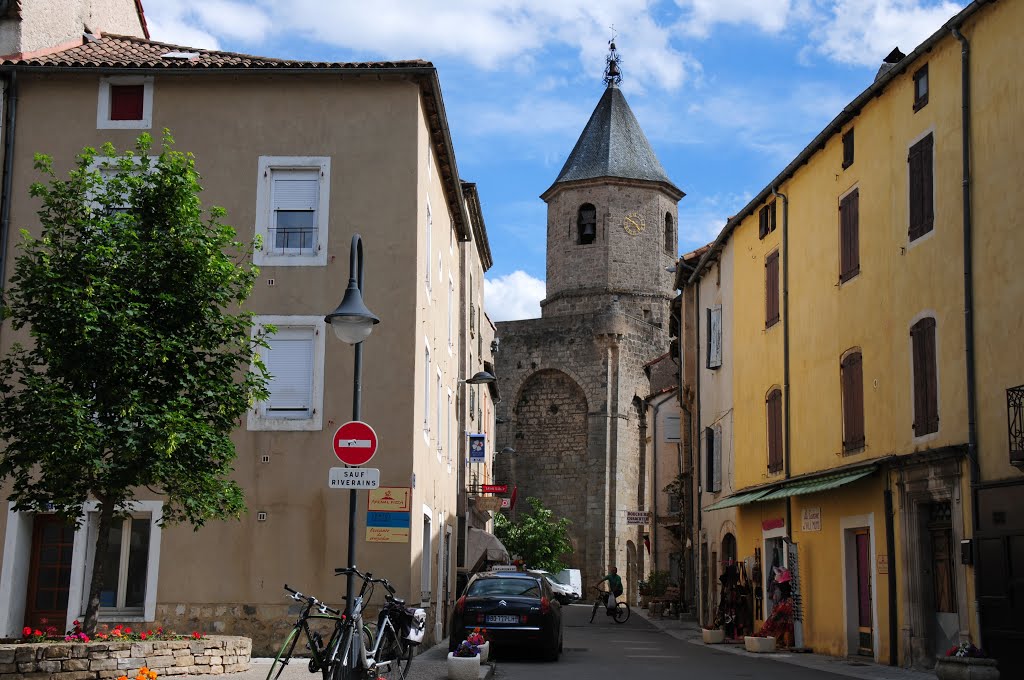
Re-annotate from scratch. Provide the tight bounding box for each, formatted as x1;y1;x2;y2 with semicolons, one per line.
813;0;966;66
142;0;700;92
485;271;546;322
192;1;273;43
675;0;794;38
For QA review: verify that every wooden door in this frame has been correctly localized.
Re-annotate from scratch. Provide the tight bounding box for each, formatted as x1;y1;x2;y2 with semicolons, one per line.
855;529;873;656
24;515;75;632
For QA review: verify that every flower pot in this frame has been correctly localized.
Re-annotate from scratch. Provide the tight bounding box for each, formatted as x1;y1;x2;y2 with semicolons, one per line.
744;635;776;653
447;652;480;680
478;641;490;662
934;656;1000;680
702;628;725;644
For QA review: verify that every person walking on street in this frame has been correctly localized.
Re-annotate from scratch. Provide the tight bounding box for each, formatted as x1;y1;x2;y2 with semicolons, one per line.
595;567;623;615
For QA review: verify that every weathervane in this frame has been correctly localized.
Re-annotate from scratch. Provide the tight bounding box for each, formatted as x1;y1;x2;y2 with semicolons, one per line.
604;29;622;87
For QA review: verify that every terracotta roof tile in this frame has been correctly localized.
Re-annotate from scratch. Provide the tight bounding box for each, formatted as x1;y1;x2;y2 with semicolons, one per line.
0;33;431;70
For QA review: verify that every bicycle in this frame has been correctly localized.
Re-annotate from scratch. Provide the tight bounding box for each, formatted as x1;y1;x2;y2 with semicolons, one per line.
266;585;347;680
332;566;416;680
589;586;630;624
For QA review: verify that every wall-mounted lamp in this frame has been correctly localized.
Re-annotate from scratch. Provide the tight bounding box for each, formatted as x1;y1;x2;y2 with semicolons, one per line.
462;371;496;385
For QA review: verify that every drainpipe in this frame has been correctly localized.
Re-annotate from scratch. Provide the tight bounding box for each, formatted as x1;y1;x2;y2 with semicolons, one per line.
693;276;703;624
884;483;898;665
772;187;792;534
0;70;18;306
951;24;981;646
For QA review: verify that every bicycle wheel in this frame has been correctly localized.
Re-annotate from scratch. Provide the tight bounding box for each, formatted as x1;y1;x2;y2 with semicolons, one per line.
612;602;630;624
376;625;412;680
266;627;300;680
329;627;357;680
590;599;600;623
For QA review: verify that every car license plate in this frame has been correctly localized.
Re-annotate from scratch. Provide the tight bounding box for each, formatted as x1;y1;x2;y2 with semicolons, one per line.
486;615;518;624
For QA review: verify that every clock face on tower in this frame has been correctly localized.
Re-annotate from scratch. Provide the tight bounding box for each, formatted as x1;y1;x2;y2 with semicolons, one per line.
623;211;645;236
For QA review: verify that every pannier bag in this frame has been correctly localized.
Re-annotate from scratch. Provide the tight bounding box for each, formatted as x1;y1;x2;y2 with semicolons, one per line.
403;607;426;644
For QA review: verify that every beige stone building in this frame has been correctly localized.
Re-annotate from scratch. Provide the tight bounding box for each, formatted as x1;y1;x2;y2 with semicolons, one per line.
0;15;492;654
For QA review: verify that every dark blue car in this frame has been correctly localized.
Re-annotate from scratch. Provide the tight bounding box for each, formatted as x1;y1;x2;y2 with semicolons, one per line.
449;571;563;661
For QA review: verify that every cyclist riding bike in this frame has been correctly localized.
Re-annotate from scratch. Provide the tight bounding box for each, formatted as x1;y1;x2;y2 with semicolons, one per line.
594;567;623;616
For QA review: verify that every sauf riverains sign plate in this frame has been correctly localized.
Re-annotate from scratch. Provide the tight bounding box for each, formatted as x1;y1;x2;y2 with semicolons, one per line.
329;467;379;489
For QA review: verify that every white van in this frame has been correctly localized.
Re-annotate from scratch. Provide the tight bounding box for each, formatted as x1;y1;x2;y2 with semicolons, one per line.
556;568;582;601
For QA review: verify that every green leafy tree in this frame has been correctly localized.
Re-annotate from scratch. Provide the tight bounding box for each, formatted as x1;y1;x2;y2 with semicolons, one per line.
0;132;269;633
493;496;573;573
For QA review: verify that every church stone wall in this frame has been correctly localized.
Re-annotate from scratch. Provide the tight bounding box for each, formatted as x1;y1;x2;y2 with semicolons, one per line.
494;310;670;588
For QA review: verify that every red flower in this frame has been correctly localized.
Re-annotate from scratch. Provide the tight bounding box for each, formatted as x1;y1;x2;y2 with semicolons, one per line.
140;633;148;640
33;629;43;637
125;627;132;634
22;627;31;637
191;631;201;639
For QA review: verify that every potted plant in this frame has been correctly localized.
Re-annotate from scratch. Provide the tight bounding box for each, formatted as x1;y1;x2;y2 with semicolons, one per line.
447;640;481;680
466;628;489;662
702;627;725;644
934;641;999;680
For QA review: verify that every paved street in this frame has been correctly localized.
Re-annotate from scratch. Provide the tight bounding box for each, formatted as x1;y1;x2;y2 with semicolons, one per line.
200;602;935;680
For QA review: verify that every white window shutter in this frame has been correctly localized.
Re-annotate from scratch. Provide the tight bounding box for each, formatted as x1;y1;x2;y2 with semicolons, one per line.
712;424;723;492
664;414;681;442
272;169;319;210
709;306;723;369
265;328;314;414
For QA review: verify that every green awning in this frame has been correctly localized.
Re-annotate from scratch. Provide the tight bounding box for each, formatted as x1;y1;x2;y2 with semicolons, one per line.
703;488;773;511
758;467;875;501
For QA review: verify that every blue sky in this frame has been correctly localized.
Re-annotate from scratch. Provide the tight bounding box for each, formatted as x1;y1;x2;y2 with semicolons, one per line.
142;0;969;321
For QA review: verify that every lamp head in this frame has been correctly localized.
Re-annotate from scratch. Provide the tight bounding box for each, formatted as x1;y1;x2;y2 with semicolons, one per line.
463;370;496;385
325;280;380;344
500;446;516;455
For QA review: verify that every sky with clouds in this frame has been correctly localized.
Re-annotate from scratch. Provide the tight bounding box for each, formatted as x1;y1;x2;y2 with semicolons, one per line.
141;0;968;321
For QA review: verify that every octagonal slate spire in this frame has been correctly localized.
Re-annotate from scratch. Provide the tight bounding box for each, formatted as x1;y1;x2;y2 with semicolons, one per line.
547;60;680;196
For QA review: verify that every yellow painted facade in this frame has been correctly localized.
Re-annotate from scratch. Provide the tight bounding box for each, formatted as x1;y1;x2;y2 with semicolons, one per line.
696;0;1023;671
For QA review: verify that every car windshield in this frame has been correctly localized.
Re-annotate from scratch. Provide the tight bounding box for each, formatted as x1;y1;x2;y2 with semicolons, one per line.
545;573;568;585
468;578;541;597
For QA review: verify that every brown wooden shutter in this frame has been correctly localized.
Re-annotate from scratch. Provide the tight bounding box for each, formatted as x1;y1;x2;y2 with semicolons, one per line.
922;318;939;433
840;190;860;282
912;318;938;436
767;389;783;473
921;135;934;234
765;251;780;327
842;352;865;451
909;134;934;240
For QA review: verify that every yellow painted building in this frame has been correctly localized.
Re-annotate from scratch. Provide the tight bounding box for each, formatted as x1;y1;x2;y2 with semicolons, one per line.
688;0;1023;674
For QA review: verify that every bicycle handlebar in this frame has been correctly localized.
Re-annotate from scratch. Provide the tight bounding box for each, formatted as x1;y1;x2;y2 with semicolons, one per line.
334;566;397;596
282;584;341;616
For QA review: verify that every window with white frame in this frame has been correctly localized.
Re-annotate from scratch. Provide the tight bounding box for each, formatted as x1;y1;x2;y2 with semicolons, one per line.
436;371;443;458
448;275;455;350
75;501;163;622
254;157;330;267
423;345;431;438
425;199;432;290
97;76;153;129
248;316;325;431
421;510;432;602
447;390;453;466
89;156;159;213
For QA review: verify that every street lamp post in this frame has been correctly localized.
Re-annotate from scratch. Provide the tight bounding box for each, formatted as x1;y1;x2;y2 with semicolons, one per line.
325;234;380;626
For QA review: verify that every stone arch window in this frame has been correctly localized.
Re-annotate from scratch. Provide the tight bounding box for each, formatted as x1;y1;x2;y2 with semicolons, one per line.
578;204;597;245
664;212;674;253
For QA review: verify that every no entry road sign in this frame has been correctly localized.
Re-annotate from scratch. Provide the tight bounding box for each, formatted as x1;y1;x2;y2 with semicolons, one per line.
333;421;378;465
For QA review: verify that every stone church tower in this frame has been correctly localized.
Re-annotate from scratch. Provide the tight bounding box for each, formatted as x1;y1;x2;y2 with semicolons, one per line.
493;44;683;595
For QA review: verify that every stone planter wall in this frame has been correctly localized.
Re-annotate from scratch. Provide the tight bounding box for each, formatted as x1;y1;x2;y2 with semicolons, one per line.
0;636;251;679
